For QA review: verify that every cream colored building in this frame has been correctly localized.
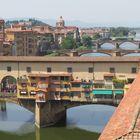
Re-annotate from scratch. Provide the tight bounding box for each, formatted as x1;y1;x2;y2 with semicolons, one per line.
0;56;138;81
0;56;138;93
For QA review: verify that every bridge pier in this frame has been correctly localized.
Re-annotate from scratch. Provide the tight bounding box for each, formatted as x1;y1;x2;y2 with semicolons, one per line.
139;43;140;49
0;101;6;112
96;43;101;49
35;101;67;128
115;43;119;49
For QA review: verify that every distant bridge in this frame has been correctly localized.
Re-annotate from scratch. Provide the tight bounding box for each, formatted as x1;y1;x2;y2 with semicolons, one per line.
96;39;140;49
53;48;140;57
49;40;140;57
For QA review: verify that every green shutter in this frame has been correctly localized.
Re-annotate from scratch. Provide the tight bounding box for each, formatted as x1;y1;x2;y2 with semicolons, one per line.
114;90;124;94
92;90;112;95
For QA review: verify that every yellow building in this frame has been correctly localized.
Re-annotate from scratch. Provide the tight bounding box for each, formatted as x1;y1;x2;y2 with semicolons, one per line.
17;73;72;101
6;30;38;56
0;56;138;98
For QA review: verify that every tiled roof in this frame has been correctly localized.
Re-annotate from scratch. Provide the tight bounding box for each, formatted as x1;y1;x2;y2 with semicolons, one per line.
0;56;139;63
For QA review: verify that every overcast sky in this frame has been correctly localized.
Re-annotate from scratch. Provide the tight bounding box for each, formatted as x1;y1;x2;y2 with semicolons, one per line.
1;0;140;26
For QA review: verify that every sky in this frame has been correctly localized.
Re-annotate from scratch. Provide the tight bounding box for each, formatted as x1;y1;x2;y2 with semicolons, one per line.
1;0;140;26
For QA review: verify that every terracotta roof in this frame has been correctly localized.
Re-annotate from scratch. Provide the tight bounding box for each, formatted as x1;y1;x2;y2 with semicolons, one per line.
0;56;139;63
99;72;140;140
6;29;36;33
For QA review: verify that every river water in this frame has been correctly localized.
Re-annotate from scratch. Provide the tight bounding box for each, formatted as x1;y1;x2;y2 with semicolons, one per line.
1;36;140;140
0;101;116;140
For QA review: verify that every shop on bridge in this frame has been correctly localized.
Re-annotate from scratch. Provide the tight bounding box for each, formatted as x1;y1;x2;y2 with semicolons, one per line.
92;89;124;100
1;76;17;94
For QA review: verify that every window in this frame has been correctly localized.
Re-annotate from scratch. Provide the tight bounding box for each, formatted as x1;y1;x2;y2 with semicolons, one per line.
60;76;65;81
127;78;134;84
40;77;46;81
31;77;36;80
28;50;32;54
52;76;59;80
21;83;27;87
31;83;37;87
110;67;115;73
7;66;11;72
131;67;137;73
47;67;51;73
26;67;31;73
67;67;72;73
88;67;93;73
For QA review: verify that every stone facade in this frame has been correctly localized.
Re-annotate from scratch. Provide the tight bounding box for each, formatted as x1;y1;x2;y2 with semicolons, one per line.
0;56;137;84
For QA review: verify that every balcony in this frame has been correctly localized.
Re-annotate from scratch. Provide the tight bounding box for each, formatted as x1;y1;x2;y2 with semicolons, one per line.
36;91;47;103
49;88;61;92
50;80;61;84
71;87;82;92
18;78;28;84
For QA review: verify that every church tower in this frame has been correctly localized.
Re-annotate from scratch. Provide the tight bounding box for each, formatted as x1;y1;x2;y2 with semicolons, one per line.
56;16;65;28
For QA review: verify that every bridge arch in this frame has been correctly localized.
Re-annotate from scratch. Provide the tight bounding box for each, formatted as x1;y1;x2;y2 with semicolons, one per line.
1;75;17;93
79;52;112;56
100;43;116;49
119;40;139;46
67;103;118;109
119;41;139;49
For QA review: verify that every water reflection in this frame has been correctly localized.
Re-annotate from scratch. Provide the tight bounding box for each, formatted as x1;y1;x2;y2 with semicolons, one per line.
81;52;111;56
0;101;116;140
0;102;34;134
67;105;115;133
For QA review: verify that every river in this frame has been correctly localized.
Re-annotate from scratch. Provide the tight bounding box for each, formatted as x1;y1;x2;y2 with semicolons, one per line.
0;101;116;140
1;38;140;140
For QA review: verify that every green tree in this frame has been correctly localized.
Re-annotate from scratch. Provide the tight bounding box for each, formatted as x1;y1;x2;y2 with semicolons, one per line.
110;27;129;37
93;33;101;40
60;37;76;50
82;35;92;48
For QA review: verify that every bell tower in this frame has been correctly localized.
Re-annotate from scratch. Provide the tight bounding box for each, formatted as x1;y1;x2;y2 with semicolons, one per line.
0;19;5;42
56;16;65;28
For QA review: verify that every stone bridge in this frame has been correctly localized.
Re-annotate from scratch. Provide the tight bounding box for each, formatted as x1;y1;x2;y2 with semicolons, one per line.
96;40;140;49
78;49;140;56
0;93;121;128
56;49;140;57
99;72;140;140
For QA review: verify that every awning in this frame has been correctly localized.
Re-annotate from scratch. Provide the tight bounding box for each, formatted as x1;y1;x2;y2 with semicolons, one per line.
104;73;115;77
92;90;112;95
114;90;124;94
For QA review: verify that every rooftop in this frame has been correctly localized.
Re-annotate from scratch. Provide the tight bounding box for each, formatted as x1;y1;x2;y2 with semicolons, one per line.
0;56;139;63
